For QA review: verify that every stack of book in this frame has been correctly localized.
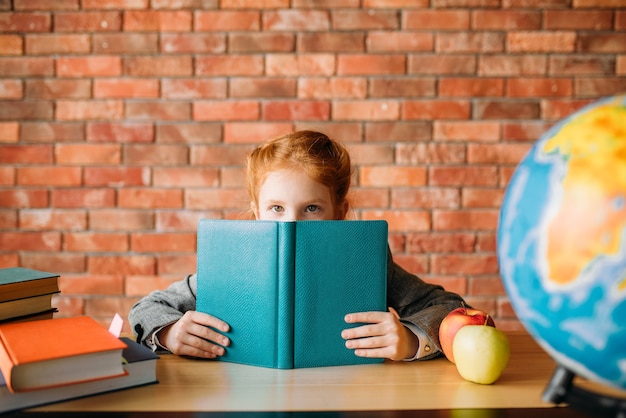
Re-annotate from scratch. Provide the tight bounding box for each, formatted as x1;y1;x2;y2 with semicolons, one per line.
0;312;159;413
0;267;60;324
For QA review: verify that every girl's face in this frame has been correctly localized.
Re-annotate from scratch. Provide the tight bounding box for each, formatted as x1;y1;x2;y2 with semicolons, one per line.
253;169;347;221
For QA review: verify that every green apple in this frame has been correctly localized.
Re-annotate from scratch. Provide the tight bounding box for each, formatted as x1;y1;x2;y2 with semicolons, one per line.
452;325;510;385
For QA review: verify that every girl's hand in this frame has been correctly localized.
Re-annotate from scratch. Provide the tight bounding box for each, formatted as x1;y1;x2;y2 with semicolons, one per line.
341;307;418;361
157;311;230;359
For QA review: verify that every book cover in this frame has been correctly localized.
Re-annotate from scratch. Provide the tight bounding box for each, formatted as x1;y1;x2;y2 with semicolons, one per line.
196;219;388;369
0;337;159;414
0;316;128;393
0;267;60;303
0;293;57;321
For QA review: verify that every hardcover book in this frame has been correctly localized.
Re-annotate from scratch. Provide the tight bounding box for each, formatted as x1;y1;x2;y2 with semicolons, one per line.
196;219;388;369
0;267;59;303
0;316;128;393
0;337;158;414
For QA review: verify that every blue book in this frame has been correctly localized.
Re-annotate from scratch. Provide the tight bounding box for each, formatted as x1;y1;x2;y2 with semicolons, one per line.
196;220;388;369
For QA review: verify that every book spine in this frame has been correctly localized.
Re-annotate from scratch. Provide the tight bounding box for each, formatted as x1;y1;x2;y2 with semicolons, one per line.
276;222;295;369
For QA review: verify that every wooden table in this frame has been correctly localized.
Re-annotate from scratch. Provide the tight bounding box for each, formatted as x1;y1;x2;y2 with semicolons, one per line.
9;332;595;417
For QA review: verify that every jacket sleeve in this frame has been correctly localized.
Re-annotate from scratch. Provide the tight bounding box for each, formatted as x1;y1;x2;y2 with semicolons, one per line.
386;248;467;360
128;273;198;347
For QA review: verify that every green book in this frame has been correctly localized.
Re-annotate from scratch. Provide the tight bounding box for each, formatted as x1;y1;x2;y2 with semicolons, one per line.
196;219;388;369
0;268;60;303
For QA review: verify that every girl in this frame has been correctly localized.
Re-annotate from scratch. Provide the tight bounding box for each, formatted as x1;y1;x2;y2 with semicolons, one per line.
129;131;466;361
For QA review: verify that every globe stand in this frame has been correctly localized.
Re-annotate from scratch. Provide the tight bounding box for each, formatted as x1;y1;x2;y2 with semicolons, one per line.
543;365;626;417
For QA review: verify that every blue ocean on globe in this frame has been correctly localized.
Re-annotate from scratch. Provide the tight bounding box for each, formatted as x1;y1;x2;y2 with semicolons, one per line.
497;95;626;391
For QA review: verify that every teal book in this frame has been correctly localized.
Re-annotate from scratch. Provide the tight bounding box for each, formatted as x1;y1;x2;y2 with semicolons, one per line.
196;219;388;369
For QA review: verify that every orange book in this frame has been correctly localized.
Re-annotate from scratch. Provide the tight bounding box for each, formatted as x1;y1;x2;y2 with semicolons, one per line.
0;316;127;393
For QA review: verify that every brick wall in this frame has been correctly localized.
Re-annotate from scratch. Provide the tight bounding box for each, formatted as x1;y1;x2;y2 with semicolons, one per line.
1;0;625;333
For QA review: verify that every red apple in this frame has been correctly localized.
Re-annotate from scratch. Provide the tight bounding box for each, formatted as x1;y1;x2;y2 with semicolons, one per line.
438;305;495;363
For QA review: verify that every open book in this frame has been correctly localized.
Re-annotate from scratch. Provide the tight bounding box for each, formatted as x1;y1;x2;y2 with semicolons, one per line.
196;220;388;369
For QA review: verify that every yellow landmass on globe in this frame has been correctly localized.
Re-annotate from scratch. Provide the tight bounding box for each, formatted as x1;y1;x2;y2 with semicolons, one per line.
541;102;626;289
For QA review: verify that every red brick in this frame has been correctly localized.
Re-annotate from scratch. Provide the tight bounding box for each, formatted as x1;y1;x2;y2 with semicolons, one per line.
64;232;128;252
155;210;218;232
577;33;626;53
123;10;192;31
360;166;427;187
472;10;541;30
402;100;470;120
123;56;192;76
161;33;225;54
57;56;122;77
370;78;435;98
267;54;335;76
94;78;159;98
51;188;116;208
299;32;365;52
507;78;572;98
0;144;52;163
157;254;196;275
0;80;22;99
0;254;18;268
332;10;398;30
86;122;154;143
124;144;189;165
21;253;86;274
549;55;615;76
502;121;554;141
430;167;498;186
157;123;222;144
408;54;476;75
439;78;504;97
263;10;330;30
230;33;294;53
298;77;366;99
0;57;54;76
0;231;60;251
436;32;504;53
0;189;48;208
468;143;531;165
392;254;429;275
162;79;227;100
153;167;219;187
508;31;576;52
395;143;466;164
0;167;15;185
478;55;547;76
131;232;196;252
17;166;81;186
88;255;155;275
125;101;191;121
195;10;260;31
462;188;505;208
230;78;296;98
118;188;183;209
349;188;390;209
18;209;86;230
185;188;248;211
59;274;125;295
365;122;431;142
433;209;499;231
407;232;476;253
20;122;84;143
54;11;121;32
89;209;154;231
0;35;22;55
363;0;429;6
81;0;149;9
576;78;626;97
0;122;19;142
56;144;120;165
573;0;626;6
84;167;151;186
434;121;500;141
367;31;432;52
262;100;330;121
544;10;613;30
93;33;158;54
474;100;540;120
337;54;405;75
13;0;79;10
0;12;51;32
541;99;594;120
221;0;288;7
223;122;294;144
468;276;505;296
193;100;259;121
333;100;400;121
196;55;264;76
432;254;499;275
361;210;431;232
348;144;394;165
56;100;123;121
191;144;252;166
25;34;90;54
404;10;469;30
0;101;53;121
392;188;461;209
25;79;91;99
125;275;181;296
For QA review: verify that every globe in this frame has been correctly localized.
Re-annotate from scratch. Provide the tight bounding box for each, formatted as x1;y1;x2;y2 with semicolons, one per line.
497;95;626;392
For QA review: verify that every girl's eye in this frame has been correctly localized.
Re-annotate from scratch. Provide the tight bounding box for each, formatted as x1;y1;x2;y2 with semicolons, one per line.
305;205;320;213
270;205;284;213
